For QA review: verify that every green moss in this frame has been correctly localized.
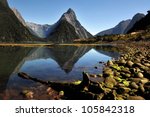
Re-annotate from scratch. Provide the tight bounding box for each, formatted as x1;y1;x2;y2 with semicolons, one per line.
114;77;123;82
123;80;130;87
72;80;82;85
59;91;64;96
111;65;121;71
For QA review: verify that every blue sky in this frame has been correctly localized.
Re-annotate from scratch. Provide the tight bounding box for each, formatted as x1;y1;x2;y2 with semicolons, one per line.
8;0;150;35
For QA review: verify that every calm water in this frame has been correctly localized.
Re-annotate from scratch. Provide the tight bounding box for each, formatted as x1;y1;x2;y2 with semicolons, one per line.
0;45;120;99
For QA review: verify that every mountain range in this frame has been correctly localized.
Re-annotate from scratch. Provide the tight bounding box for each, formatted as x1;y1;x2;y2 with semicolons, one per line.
0;0;150;43
26;8;93;42
11;7;93;42
96;19;131;36
96;13;145;36
0;0;92;43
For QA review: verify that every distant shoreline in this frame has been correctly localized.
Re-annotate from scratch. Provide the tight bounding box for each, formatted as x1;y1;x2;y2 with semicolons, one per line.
0;41;149;47
0;43;117;47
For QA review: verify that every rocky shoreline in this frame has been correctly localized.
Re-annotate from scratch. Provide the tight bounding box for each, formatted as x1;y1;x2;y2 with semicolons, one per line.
81;42;150;100
18;42;150;100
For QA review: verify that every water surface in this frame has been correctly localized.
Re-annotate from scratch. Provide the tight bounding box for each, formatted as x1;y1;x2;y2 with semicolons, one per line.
0;45;120;99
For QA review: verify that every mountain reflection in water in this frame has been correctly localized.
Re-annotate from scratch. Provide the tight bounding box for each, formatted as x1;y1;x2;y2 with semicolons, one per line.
0;45;120;99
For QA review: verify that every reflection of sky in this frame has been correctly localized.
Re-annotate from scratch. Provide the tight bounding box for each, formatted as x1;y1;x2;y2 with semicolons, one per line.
1;46;121;99
19;49;111;82
76;49;111;66
75;49;111;74
4;46;119;99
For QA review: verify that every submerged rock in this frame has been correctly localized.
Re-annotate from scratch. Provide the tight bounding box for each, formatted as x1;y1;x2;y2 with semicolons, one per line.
22;90;34;99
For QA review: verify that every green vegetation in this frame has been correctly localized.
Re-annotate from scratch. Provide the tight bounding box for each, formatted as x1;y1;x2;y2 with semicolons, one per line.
94;28;150;42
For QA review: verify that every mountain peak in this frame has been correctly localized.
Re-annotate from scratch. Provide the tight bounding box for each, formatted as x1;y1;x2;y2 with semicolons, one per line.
67;8;75;13
61;8;76;21
119;19;131;24
47;8;92;43
127;11;150;33
124;13;145;33
133;13;145;18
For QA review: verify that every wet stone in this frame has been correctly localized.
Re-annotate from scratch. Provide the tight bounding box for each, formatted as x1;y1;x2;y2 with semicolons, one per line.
127;96;145;100
130;82;139;89
137;72;144;78
104;77;117;89
126;61;134;67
